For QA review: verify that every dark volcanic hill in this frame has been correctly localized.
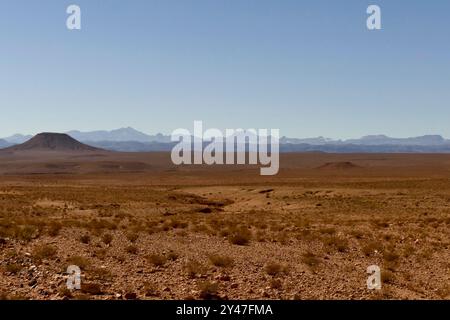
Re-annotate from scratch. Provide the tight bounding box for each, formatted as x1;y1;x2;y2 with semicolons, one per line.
4;133;103;152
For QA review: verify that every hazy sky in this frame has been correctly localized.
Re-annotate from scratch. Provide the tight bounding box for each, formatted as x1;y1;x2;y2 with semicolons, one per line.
1;0;449;138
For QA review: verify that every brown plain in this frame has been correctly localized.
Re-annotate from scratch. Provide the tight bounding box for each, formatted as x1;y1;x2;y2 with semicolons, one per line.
0;151;449;300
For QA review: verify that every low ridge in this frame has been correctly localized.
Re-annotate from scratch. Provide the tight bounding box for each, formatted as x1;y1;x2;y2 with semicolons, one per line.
317;161;361;170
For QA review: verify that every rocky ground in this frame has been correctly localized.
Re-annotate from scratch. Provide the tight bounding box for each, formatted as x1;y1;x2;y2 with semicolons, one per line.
0;155;449;300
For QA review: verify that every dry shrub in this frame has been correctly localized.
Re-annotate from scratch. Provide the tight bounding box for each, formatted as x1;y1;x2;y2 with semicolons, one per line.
402;245;415;257
126;232;139;243
350;229;365;239
0;292;27;300
81;282;103;295
143;282;159;297
88;219;117;231
301;251;320;268
94;248;108;259
66;256;90;270
208;254;234;268
362;241;383;256
275;233;289;245
437;284;450;299
255;230;267;242
33;244;57;261
47;221;62;237
269;278;283;290
184;259;206;278
115;255;126;263
79;234;91;244
89;267;113;281
323;236;349;252
101;233;113;245
0;292;9;300
198;281;219;299
125;245;138;255
381;270;395;284
319;227;336;235
383;250;400;263
374;220;390;229
168;219;188;229
146;254;167;267
74;293;91;300
228;227;251;245
5;263;22;274
16;225;39;242
59;287;73;299
167;250;179;261
264;262;288;276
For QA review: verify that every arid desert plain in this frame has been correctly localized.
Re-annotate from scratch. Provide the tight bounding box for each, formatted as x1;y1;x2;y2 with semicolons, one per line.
0;150;449;300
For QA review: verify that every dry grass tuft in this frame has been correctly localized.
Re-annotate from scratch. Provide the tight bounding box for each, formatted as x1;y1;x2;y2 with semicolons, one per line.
184;259;206;278
381;270;395;284
208;254;234;268
101;233;113;245
79;234;91;244
81;282;103;295
198;281;219;299
126;232;139;243
362;241;383;256
269;278;283;289
33;244;57;262
66;256;90;270
146;254;167;267
264;262;289;276
125;245;139;255
228;228;251;245
301;251;321;268
4;263;22;274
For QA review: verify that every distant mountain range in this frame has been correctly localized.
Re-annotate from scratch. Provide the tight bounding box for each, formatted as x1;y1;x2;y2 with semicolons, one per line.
2;128;450;153
279;134;449;146
2;128;170;145
67;127;171;143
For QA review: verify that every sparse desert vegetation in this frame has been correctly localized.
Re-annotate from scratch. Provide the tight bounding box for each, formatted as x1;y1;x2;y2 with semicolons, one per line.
0;153;449;300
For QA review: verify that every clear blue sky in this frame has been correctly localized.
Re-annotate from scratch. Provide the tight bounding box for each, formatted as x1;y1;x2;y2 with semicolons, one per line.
1;0;449;138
